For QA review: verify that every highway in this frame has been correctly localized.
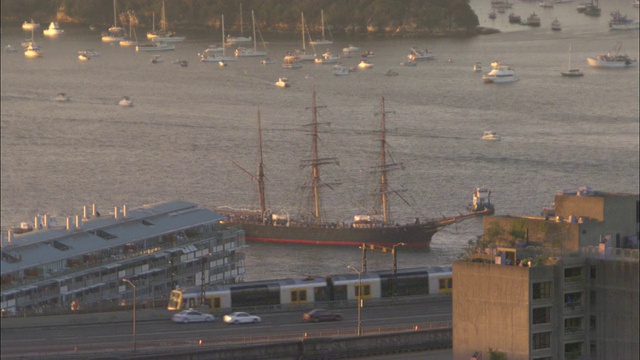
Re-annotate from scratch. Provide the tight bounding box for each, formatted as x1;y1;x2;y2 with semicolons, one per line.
1;299;451;358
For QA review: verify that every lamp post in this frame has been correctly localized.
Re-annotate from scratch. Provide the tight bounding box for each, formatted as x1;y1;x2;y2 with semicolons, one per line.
122;278;136;352
392;242;405;295
347;265;362;336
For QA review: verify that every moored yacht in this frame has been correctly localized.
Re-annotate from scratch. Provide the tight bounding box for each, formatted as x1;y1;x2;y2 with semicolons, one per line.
24;42;42;58
482;131;501;141
482;63;518;83
587;43;637;68
407;47;434;61
275;77;290;88
43;22;64;36
22;19;40;31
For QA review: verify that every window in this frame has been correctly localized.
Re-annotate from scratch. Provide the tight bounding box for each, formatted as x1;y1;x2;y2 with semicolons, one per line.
532;332;551;350
355;284;370;298
533;282;551;299
533;307;551;324
590;290;596;306
565;292;582;308
590;315;596;330
590;266;596;280
564;267;582;282
564;317;583;333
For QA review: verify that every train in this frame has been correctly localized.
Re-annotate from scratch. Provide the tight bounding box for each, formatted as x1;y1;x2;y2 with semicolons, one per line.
167;266;453;311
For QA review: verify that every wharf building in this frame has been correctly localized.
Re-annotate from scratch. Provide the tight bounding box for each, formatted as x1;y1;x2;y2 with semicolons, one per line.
1;201;246;316
452;188;639;359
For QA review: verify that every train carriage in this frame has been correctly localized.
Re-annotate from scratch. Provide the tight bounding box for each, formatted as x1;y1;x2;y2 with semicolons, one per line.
279;277;329;305
328;272;381;301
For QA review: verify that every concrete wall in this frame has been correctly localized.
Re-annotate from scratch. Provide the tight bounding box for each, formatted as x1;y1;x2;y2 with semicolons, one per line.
452;261;531;360
592;259;639;359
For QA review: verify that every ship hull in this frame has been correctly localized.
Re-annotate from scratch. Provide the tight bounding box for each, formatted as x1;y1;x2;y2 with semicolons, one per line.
239;222;438;248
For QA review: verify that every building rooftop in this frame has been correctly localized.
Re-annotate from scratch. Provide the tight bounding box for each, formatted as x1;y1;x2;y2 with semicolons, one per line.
1;201;225;275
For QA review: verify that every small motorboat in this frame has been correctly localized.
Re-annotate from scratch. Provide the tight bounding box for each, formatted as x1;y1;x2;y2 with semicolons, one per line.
260;58;275;65
5;44;17;52
384;70;399;76
24;43;43;58
78;49;100;58
78;53;91;61
400;60;416;67
218;61;227;67
43;22;64;36
333;66;350;76
482;131;501;141
357;60;374;69
119;96;133;107
151;55;163;64
473;62;483;72
361;50;376;58
54;93;70;102
275;77;290;88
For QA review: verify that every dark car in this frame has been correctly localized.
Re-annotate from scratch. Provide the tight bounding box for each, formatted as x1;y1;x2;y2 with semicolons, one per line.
303;309;342;322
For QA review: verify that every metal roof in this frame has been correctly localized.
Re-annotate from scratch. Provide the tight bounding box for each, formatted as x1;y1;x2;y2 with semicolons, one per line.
1;201;225;275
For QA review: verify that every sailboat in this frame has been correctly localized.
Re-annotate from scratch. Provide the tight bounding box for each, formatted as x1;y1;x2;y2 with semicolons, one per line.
217;93;492;248
24;28;42;59
309;9;333;46
561;44;584;77
201;15;237;63
119;12;138;46
235;10;267;57
226;3;252;46
150;0;185;42
296;12;316;62
101;0;125;43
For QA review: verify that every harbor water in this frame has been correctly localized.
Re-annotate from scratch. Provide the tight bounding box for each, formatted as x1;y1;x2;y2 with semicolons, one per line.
1;0;638;281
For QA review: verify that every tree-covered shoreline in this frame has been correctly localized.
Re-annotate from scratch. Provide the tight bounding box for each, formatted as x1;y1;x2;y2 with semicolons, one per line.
1;0;483;38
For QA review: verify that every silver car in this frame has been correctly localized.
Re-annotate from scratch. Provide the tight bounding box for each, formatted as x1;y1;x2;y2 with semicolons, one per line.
171;309;215;324
223;312;262;324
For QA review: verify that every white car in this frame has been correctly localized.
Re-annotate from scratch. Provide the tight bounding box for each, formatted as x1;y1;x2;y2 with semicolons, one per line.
171;309;214;324
223;312;262;324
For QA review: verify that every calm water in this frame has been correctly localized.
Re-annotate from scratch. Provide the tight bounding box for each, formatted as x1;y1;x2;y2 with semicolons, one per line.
1;0;638;281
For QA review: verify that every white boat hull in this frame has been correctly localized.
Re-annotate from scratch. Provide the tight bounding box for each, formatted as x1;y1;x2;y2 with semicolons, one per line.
309;40;333;46
587;57;637;68
24;50;42;58
482;75;518;83
102;35;124;43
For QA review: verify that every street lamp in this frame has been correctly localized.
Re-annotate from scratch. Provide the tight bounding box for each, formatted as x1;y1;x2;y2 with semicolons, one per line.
122;278;136;352
347;265;362;336
392;242;405;295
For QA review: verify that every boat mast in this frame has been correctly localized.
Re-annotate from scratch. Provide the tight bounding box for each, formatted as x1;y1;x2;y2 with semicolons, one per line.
257;110;267;217
251;10;257;51
113;0;117;28
375;96;401;224
301;12;306;52
161;0;166;32
303;90;338;225
240;3;244;37
321;10;325;40
221;14;226;56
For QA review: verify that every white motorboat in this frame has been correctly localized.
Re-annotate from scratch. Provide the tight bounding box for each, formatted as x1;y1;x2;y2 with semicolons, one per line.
235;10;267;57
136;41;175;52
308;9;333;45
119;96;133;107
609;11;639;30
561;44;584;77
342;44;360;55
24;42;42;59
408;47;434;61
275;77;290;88
482;131;501;141
22;20;40;31
43;22;64;36
551;18;562;31
473;62;483;72
357;60;374;69
78;49;100;58
78;53;91;61
102;0;125;43
587;43;637;68
482;63;518;83
54;93;70;102
333;65;350;76
315;51;339;64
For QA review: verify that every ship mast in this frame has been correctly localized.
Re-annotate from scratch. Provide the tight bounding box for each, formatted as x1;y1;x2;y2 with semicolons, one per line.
374;96;402;224
303;90;338;225
257;110;266;218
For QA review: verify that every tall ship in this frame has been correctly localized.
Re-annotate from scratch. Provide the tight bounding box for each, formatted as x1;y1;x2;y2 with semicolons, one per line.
218;93;493;248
